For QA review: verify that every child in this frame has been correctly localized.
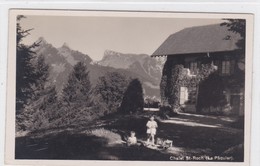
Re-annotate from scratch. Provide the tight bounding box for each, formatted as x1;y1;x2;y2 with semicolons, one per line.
146;115;158;146
127;131;137;146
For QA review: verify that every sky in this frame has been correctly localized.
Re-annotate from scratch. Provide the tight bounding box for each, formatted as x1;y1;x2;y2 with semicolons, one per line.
20;15;223;61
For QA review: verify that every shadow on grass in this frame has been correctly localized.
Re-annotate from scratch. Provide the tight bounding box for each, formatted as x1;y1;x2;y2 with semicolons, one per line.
100;114;244;161
15;113;244;161
15;130;171;160
16;131;108;159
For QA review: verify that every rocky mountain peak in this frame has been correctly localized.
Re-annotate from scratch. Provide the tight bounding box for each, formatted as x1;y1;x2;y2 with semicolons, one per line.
103;50;121;59
97;50;165;85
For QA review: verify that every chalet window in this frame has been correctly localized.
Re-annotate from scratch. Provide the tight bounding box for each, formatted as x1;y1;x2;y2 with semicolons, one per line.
190;62;198;75
180;87;189;105
221;60;231;75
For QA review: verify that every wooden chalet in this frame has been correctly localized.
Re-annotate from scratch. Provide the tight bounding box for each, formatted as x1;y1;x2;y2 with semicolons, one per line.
152;24;245;115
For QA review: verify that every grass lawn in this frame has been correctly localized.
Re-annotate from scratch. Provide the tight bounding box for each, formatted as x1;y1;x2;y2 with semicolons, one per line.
15;112;244;161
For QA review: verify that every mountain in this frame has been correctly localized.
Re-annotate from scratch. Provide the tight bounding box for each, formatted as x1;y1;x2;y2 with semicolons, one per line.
34;38;165;98
97;50;166;97
97;50;165;84
33;37;92;92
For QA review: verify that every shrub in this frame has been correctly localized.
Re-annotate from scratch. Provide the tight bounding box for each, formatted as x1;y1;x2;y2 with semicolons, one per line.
93;72;129;114
197;73;229;115
120;79;144;114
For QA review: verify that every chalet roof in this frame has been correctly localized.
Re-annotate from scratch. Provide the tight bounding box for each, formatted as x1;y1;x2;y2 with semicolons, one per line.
152;24;242;56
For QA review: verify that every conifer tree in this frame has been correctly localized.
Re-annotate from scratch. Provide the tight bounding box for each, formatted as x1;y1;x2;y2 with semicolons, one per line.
62;61;91;107
15;16;60;131
16;15;41;111
17;85;58;131
34;54;50;91
120;78;144;114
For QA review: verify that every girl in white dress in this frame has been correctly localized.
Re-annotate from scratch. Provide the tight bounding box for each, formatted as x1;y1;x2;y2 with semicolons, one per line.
146;116;158;146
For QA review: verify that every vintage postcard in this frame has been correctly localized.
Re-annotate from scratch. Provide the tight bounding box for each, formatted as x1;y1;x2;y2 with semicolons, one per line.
5;10;253;166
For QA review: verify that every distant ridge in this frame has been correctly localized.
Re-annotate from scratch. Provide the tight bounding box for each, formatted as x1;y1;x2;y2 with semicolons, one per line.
34;38;164;98
98;49;166;83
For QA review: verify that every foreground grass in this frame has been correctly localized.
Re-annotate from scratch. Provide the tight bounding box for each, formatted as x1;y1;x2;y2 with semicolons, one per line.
15;112;244;161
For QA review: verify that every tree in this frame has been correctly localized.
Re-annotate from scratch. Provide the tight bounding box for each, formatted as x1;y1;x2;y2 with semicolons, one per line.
56;62;92;126
16;85;58;131
16;15;41;112
62;61;91;106
15;16;59;132
120;79;144;114
196;73;228;114
34;54;50;90
93;72;129;114
26;54;51;104
221;19;245;50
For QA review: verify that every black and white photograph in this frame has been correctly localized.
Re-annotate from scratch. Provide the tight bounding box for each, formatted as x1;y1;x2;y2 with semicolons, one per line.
5;10;253;165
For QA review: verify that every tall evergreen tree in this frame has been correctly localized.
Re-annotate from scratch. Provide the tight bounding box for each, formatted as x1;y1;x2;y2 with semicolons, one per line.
120;78;144;114
16;17;56;131
34;54;50;91
16;15;41;112
62;61;91;106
